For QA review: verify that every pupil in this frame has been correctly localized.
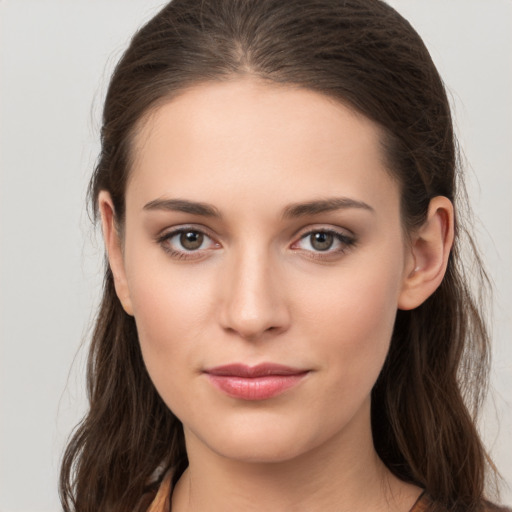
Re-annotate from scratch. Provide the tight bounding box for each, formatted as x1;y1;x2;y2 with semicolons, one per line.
311;232;333;251
180;231;203;250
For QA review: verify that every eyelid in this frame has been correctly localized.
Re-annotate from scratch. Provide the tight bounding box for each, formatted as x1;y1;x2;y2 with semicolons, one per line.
155;223;217;240
293;223;355;240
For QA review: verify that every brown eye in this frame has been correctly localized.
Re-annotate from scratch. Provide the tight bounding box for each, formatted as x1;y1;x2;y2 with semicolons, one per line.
180;231;204;250
310;232;334;251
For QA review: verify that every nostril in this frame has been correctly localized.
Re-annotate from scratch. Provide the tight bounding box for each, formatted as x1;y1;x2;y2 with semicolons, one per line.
222;319;286;342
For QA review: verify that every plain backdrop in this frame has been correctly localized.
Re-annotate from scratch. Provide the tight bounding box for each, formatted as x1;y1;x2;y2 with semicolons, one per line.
0;1;511;510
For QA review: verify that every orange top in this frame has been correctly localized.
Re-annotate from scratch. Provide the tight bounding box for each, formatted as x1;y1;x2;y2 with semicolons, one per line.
146;471;173;512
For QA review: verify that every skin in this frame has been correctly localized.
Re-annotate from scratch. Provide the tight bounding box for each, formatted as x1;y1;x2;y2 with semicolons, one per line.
100;78;454;512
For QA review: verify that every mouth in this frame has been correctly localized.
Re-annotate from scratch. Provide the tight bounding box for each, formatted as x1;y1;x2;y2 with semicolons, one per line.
203;363;310;401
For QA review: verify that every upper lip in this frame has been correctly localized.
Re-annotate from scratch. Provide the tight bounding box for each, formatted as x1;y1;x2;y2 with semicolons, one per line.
204;363;309;378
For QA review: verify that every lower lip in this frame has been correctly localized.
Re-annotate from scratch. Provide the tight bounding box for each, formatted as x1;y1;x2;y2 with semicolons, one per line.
206;373;308;400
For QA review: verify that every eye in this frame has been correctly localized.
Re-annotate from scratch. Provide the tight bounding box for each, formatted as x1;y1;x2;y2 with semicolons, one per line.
177;230;206;251
292;229;355;257
306;231;336;251
157;227;219;260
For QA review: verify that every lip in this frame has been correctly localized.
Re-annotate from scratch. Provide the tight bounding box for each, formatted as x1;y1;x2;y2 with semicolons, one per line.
204;363;310;401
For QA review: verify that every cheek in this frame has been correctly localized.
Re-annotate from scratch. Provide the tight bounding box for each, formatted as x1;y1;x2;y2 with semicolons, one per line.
129;278;215;421
130;274;211;346
301;258;402;388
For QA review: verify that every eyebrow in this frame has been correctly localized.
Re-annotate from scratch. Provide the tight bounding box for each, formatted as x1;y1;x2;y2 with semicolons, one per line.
281;197;374;219
143;198;222;218
142;196;374;219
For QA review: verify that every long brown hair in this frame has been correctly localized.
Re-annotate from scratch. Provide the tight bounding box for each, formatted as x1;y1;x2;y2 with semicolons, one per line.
60;1;496;510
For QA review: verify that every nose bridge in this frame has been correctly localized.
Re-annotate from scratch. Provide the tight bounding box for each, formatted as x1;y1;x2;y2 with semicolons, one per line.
219;241;289;340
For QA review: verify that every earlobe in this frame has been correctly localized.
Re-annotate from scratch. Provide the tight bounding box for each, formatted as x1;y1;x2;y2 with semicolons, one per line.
398;196;454;311
98;191;134;316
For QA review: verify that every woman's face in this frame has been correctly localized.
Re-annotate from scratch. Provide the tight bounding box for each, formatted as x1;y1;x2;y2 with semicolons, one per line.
108;79;417;463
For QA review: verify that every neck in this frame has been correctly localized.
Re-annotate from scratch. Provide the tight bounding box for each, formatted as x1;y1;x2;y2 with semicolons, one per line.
171;402;421;512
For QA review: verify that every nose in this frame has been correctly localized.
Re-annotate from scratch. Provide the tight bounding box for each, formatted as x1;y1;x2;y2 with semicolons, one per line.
218;247;291;342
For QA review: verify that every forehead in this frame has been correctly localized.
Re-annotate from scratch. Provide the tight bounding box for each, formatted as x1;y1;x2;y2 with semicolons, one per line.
127;78;399;217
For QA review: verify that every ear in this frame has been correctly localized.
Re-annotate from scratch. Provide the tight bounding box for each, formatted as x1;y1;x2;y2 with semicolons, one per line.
398;196;454;310
98;191;134;316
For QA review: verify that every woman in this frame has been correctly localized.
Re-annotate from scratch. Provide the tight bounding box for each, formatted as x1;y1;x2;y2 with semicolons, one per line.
60;1;508;511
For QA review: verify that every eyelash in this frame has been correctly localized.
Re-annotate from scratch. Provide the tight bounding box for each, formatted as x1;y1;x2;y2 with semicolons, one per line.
156;226;356;261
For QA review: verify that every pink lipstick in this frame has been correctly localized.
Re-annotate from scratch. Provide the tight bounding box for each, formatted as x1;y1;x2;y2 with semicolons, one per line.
204;363;309;400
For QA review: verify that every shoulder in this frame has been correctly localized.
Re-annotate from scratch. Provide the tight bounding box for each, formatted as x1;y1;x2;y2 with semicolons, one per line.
146;471;173;512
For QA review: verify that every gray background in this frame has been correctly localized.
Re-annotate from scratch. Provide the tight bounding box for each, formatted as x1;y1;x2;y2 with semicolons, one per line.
1;1;510;510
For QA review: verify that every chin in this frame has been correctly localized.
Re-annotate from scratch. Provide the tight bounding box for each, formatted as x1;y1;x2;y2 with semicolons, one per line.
208;435;313;464
185;410;346;465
